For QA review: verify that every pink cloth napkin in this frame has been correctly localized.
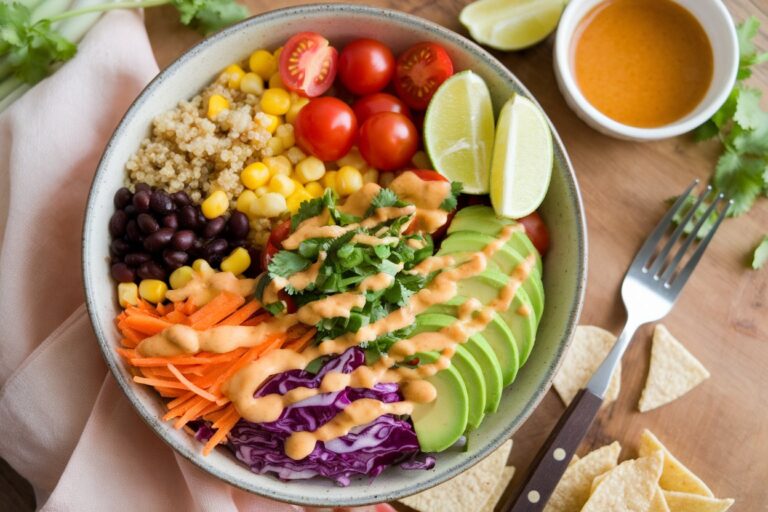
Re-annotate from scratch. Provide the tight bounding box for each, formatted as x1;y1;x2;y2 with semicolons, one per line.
0;10;301;511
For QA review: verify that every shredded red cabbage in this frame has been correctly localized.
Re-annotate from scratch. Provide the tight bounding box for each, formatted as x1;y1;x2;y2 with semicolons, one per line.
226;347;434;486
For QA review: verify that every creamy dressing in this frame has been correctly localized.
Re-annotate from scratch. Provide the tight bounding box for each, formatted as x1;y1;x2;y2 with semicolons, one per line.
359;271;397;292
390;172;451;233
166;271;256;306
350;234;399;246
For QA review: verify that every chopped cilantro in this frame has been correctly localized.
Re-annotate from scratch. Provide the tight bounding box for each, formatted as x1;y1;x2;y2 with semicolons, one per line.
440;181;464;211
268;251;310;279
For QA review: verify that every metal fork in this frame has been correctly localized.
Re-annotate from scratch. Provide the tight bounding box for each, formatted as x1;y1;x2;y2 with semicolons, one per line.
501;181;731;512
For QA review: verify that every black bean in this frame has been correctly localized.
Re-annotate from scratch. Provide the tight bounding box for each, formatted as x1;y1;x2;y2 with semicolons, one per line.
245;246;260;277
163;250;188;269
125;220;142;243
143;227;174;252
150;190;174;215
171;230;196;251
162;213;179;230
114;187;133;210
229;239;246;249
132;190;151;212
137;261;166;280
179;205;199;229
109;210;128;238
110;238;131;257
137;213;159;234
123;204;137;217
111;262;135;283
171;191;192;207
204;238;228;258
226;211;249;240
203;216;226;239
125;252;152;266
134;183;151;194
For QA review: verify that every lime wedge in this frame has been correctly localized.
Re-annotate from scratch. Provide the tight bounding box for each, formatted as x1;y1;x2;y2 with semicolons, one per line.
424;70;494;194
460;0;566;51
490;95;553;219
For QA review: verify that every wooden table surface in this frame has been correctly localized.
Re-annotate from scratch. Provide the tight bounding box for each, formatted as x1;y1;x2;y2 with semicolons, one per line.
3;1;767;510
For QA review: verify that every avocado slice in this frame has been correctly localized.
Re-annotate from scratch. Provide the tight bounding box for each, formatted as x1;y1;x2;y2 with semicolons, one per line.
414;314;488;429
410;351;469;453
425;297;520;387
438;231;544;320
448;205;542;274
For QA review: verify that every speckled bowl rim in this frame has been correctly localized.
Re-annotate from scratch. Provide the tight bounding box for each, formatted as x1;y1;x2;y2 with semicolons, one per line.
82;4;587;506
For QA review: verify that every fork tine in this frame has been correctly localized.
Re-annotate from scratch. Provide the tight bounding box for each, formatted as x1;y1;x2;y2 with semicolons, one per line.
648;184;712;277
634;180;699;270
666;197;731;290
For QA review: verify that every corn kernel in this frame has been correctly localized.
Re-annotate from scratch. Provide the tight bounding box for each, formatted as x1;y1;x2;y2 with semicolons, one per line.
236;190;257;213
222;64;245;89
323;170;338;192
269;73;285;90
169;266;195;290
263;155;292;176
261;88;291;116
255;186;268;197
269;174;297;197
260;113;280;134
192;259;214;275
286;189;314;214
240;162;270;190
265;136;284;156
249;49;277;80
337;166;363;196
240;72;264;95
336;147;367;169
304;181;324;198
201;190;229;219
117;282;138;308
276;124;295;149
251;192;287;218
295;156;326;183
221;247;251;275
139;279;168;304
273;46;283;60
285;96;309;125
284;146;307;165
411;150;431;169
362;168;379;184
207;94;230;120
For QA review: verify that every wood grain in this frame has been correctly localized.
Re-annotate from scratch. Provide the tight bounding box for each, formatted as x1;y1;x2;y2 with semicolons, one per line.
3;0;767;509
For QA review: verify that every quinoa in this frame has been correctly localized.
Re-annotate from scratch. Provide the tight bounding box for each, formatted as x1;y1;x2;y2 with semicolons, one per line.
125;76;275;204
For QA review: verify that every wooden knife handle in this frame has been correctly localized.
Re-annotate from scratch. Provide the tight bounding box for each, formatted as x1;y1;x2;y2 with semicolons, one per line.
499;388;604;512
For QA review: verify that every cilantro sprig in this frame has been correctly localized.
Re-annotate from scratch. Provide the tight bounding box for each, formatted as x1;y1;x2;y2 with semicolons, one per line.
689;17;768;268
0;0;247;102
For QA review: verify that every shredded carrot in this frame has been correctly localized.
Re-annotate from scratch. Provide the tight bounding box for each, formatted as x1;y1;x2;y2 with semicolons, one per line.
189;292;246;329
284;328;316;352
203;406;241;456
133;376;188;390
167;363;218;402
130;349;245;367
182;298;198;316
163;310;188;324
174;397;209;429
116;347;139;360
167;391;196;410
241;313;270;326
123;314;172;335
217;299;261;326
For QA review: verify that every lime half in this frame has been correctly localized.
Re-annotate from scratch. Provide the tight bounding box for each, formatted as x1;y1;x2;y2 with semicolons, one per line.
424;70;494;194
460;0;566;51
490;95;553;219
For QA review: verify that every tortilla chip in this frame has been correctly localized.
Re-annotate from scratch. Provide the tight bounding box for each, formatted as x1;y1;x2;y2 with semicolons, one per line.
589;472;607;494
648;486;671;512
480;465;516;512
554;326;621;406
581;450;663;512
399;440;513;512
543;442;621;512
663;491;734;512
638;430;713;496
638;324;710;412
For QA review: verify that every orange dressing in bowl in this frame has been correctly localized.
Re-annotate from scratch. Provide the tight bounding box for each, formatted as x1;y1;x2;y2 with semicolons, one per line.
572;0;713;128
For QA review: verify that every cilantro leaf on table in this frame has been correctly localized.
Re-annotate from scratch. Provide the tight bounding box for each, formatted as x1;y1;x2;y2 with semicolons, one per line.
737;16;768;80
753;236;768;269
172;0;249;34
440;181;464;211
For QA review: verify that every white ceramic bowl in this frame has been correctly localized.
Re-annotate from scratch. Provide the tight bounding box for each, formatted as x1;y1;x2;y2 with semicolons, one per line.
82;4;586;506
554;0;739;141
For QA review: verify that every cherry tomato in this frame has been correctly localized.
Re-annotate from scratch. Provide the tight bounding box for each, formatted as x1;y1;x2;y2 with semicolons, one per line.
260;220;292;271
352;93;411;125
278;290;297;314
338;39;395;95
358;112;418;171
394;42;454;110
260;242;278;272
518;211;550;255
279;32;338;97
408;169;448;182
294;97;358;161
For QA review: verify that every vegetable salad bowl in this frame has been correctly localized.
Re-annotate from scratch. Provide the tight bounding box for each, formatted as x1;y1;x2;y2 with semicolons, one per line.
82;4;586;506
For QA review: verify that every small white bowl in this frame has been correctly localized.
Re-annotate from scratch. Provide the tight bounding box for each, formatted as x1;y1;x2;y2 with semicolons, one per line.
554;0;739;141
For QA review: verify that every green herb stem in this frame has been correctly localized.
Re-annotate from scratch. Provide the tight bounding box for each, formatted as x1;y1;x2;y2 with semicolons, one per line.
47;0;170;22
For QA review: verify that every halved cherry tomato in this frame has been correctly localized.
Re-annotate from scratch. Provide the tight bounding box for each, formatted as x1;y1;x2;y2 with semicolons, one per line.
394;42;454;110
408;169;448;182
279;32;338;97
338;39;395;95
358;112;418;171
260;220;292;271
294;97;358;161
518;211;550;255
353;93;411;125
